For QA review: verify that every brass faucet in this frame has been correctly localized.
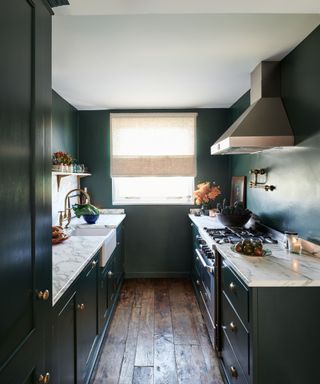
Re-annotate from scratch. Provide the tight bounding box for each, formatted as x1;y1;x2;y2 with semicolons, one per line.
59;188;91;228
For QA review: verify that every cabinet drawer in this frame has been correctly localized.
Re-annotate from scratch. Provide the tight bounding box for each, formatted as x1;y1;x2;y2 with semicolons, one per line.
221;332;247;384
222;293;249;377
222;262;249;324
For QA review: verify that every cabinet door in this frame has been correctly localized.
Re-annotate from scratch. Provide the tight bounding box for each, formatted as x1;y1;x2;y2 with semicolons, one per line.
99;257;112;329
53;294;77;384
113;225;124;290
77;257;99;383
107;256;116;309
0;1;52;382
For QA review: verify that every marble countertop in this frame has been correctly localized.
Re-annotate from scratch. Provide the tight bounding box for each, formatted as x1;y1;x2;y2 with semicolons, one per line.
52;236;106;305
189;214;320;287
52;213;126;306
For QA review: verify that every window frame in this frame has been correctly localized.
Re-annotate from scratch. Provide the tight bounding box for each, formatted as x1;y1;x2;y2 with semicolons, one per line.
110;112;197;206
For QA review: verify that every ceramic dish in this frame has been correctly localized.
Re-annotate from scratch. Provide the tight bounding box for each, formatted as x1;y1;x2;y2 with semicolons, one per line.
231;245;272;257
52;234;69;245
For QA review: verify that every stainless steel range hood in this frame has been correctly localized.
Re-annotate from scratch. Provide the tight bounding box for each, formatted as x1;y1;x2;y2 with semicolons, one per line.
211;61;294;155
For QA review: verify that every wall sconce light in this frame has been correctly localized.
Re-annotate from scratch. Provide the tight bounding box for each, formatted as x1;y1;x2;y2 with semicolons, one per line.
249;169;276;191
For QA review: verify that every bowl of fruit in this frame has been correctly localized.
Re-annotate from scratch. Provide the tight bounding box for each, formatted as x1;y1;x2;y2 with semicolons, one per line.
216;200;251;227
232;239;271;257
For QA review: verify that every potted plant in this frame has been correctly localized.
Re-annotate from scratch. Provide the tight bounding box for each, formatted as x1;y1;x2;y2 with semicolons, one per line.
72;203;100;224
52;151;73;172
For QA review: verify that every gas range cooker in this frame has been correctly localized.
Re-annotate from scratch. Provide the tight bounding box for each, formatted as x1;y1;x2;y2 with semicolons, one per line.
203;226;278;245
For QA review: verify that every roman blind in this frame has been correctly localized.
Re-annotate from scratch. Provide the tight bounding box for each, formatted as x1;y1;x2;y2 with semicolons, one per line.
110;113;197;177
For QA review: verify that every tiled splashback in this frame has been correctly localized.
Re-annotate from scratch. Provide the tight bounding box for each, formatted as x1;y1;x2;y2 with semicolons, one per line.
52;175;79;225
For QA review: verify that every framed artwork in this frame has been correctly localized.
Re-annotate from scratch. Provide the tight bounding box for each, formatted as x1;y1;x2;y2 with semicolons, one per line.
230;176;246;206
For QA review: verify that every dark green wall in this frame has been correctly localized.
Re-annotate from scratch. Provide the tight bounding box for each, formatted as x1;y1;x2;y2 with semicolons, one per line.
230;26;320;242
52;90;78;159
78;109;230;277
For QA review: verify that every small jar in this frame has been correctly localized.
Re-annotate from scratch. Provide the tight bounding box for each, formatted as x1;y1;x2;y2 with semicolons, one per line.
284;232;301;254
283;231;297;249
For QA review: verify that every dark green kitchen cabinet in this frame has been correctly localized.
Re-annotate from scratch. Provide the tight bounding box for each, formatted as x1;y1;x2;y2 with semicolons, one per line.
114;224;125;289
77;256;99;383
52;252;99;384
99;257;114;329
220;259;320;384
53;293;77;384
52;227;125;384
0;0;52;382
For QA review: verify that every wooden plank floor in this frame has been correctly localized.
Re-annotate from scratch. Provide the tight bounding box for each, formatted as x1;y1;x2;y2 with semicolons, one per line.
92;279;224;384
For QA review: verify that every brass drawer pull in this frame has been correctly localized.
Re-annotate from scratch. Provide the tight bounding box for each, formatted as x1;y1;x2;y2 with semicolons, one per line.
196;280;200;286
108;271;113;278
230;366;238;378
77;303;85;310
230;321;237;332
38;372;50;383
92;260;97;267
229;282;236;292
37;290;50;301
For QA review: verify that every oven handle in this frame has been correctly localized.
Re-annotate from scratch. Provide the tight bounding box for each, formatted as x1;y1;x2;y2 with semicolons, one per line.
195;249;214;273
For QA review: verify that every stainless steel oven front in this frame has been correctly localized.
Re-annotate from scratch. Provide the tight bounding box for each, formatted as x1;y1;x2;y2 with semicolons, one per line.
194;237;220;351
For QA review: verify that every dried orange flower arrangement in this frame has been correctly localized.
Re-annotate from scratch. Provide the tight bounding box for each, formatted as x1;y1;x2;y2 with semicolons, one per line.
194;181;221;208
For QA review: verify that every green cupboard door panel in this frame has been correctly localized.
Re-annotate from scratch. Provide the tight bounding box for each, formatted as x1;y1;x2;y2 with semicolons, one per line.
77;259;99;383
0;0;51;382
55;294;77;384
0;0;33;364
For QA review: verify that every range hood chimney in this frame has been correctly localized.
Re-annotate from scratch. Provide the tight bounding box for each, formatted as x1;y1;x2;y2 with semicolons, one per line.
211;61;294;155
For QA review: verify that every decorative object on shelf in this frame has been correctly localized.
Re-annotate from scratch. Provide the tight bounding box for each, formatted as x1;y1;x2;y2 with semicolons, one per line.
52;151;89;175
72;203;100;224
249;168;276;191
216;199;251;226
52;151;73;170
230;176;246;206
194;181;221;215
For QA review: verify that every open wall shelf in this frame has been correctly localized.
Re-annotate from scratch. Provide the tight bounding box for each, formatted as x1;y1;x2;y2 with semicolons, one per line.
52;171;91;191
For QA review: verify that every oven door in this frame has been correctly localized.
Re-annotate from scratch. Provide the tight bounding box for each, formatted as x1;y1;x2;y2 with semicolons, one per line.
195;249;216;347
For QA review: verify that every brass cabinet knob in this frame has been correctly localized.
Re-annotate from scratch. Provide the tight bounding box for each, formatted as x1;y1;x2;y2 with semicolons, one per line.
230;366;238;378
38;372;50;383
37;290;50;301
229;282;236;292
196;256;199;260
229;321;237;332
108;271;113;278
117;241;120;246
91;260;97;267
196;280;200;286
77;303;85;310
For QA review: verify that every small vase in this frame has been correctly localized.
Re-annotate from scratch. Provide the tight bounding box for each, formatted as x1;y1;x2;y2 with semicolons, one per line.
201;204;210;216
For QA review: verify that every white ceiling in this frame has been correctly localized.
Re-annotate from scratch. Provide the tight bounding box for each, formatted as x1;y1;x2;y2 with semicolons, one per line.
52;1;320;110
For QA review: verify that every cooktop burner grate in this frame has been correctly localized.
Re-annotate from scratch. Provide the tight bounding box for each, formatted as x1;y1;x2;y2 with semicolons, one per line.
203;226;278;244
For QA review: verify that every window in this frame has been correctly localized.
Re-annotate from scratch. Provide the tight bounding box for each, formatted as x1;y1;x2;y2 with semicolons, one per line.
110;113;197;205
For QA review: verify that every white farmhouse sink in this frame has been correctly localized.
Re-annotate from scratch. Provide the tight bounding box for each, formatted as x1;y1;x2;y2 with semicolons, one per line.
72;226;116;267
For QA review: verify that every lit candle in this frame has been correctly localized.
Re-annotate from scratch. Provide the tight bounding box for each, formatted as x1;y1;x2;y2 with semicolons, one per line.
289;236;301;254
